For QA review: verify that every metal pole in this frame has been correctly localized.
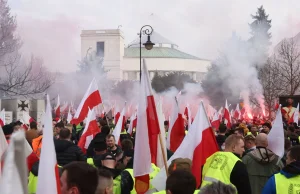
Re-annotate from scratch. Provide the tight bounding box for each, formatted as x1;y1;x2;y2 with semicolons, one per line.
140;32;142;81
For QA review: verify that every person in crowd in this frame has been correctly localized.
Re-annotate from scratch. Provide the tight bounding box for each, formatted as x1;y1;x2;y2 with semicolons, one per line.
201;135;251;194
234;127;244;137
54;128;86;166
249;125;259;136
198;181;236;194
216;123;227;150
60;162;99;194
282;138;292;165
261;122;271;134
2;124;14;143
287;125;300;146
165;170;196;194
164;120;169;134
121;139;133;152
12;121;23;132
100;152;122;179
86;125;111;158
87;140;107;168
106;134;122;156
54;122;65;139
25;121;39;146
243;134;256;156
242;133;283;194
95;169;114;194
262;145;300;194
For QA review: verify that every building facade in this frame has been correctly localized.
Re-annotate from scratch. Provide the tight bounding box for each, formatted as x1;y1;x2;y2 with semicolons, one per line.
81;29;210;81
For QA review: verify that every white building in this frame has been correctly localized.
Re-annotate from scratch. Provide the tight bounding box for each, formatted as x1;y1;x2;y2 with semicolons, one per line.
81;29;210;81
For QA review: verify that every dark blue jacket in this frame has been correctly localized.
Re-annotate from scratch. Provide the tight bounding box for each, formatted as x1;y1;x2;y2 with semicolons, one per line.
262;161;300;194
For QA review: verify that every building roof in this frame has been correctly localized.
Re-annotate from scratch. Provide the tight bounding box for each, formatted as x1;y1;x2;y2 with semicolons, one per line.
128;31;177;47
124;47;201;60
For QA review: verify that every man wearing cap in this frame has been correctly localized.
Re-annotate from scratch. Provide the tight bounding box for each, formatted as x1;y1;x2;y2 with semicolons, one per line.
243;134;256;156
87;140;107;167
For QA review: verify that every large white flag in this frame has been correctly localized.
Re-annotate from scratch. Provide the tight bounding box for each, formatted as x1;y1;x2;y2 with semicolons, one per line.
0;131;28;194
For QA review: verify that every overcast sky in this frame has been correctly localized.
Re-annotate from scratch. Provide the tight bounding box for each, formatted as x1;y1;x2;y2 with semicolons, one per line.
8;0;300;72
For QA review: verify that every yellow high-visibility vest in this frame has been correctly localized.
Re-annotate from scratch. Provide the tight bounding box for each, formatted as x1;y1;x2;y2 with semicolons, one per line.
275;173;300;194
201;152;240;189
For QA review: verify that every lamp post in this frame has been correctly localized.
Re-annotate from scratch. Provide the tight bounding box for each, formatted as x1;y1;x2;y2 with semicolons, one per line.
139;25;155;80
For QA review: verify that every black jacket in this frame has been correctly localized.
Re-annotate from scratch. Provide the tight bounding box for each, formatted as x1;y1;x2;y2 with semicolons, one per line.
230;153;252;194
54;139;86;166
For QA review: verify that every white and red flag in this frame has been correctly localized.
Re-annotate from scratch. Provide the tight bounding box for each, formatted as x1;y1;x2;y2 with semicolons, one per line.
211;111;220;130
152;101;219;190
112;108;126;144
54;95;60;118
67;107;73;124
167;98;185;152
224;100;231;128
288;103;299;124
72;78;102;125
0;109;5;127
133;60;161;194
127;112;137;136
0;131;28;193
268;105;285;158
36;95;61;194
234;104;241;120
78;108;100;154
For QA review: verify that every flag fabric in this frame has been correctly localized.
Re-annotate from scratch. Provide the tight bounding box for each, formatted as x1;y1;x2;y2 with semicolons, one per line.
0;125;9;175
115;111;120;125
0;109;5;127
127;113;137;135
22;111;35;125
55;95;60;118
67;107;73;124
72;78;102;125
152;102;219;190
0;131;28;194
167;99;185;152
234;104;241;120
224;100;231;128
112;108;125;144
211;112;220;130
288;103;299;124
133;59;161;193
268;105;285;158
36;95;61;194
218;107;223;121
78;108;99;154
60;102;69;114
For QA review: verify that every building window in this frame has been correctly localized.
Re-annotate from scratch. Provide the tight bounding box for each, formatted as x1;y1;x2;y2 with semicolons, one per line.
128;71;137;80
96;42;105;57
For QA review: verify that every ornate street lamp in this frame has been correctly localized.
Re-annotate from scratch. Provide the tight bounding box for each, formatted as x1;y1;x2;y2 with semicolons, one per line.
139;25;154;80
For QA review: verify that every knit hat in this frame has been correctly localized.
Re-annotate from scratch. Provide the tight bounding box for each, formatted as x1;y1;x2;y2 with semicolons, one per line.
94;141;107;152
2;124;14;136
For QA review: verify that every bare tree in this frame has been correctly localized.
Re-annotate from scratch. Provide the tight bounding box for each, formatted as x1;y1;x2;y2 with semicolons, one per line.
0;0;53;98
276;38;300;95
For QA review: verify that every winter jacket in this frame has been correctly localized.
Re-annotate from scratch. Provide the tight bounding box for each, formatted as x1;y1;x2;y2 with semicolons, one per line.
262;161;300;194
242;147;284;194
54;139;86;166
215;135;226;150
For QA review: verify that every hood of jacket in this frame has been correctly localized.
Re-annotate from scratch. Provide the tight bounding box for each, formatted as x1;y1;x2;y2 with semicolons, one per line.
248;147;278;164
54;139;74;153
281;161;300;178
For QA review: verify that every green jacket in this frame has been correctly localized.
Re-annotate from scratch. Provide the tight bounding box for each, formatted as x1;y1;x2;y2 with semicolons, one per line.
242;148;284;194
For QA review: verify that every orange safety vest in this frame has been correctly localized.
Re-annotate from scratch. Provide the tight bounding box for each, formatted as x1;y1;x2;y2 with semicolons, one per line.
32;136;43;158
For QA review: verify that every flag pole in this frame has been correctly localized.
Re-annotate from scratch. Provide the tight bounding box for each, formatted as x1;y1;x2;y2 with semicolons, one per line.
158;132;168;175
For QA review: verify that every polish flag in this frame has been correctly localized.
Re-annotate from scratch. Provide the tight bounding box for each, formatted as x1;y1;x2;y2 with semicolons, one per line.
0;109;5;127
67;107;73;124
133;60;161;193
152;101;219;190
224;100;231;128
78;108;100;154
72;78;102;125
211;112;220;130
112;108;125;144
54;95;60;118
22;111;35;125
268;105;284;158
0;131;28;193
167;99;185;152
114;111;120;125
184;105;192;130
156;98;167;169
127;113;137;135
218;107;223;121
60;102;69;114
36;95;61;194
288;103;299;124
234;104;241;120
0;122;8;175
